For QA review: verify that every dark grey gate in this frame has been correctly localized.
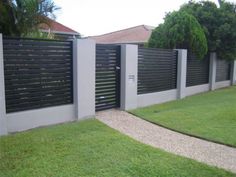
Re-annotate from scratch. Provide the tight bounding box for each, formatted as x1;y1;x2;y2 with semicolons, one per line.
96;44;120;111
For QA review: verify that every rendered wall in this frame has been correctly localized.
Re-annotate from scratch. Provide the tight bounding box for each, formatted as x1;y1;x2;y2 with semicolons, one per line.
0;34;7;135
7;105;76;133
137;89;177;108
0;38;95;134
120;45;138;110
129;51;235;111
74;39;96;119
1;38;235;135
185;84;210;97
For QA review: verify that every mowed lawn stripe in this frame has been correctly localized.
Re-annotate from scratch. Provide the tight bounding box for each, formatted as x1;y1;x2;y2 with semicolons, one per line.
0;119;234;177
131;86;236;147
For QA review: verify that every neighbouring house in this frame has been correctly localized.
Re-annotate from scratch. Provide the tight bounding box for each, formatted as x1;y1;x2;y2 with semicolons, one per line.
39;18;80;40
90;25;155;46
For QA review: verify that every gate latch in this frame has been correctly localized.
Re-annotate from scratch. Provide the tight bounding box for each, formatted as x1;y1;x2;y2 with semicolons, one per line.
116;66;120;70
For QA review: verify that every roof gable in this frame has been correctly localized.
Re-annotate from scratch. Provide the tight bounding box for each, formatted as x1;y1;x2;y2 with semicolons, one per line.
39;19;79;35
90;25;155;44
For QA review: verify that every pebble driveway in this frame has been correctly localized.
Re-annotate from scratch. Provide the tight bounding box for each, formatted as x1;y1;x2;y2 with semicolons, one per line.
96;109;236;173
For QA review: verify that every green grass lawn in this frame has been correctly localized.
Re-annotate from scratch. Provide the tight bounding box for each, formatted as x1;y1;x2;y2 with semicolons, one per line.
0;119;234;177
131;86;236;147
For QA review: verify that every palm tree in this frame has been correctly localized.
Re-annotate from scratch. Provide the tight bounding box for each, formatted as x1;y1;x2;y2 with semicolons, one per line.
0;0;18;35
0;0;59;37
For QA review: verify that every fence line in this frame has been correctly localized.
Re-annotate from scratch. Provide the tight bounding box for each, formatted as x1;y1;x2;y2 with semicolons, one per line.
3;38;73;113
138;47;177;94
0;35;235;135
186;52;209;87
216;59;231;82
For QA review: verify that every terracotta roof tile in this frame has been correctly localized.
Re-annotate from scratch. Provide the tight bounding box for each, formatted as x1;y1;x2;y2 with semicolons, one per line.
40;19;79;34
90;25;154;44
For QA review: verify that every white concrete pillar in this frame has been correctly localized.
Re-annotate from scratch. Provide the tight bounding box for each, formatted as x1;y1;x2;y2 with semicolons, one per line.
73;39;95;119
176;49;187;99
230;60;236;86
209;53;217;90
120;45;138;110
0;34;8;135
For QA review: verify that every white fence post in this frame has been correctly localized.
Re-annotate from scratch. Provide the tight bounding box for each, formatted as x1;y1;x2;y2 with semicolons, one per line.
230;60;236;86
73;39;96;119
0;34;8;135
176;49;187;99
120;44;138;110
209;52;217;90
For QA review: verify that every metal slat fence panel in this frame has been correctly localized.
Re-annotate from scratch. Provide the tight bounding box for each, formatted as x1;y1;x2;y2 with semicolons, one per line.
216;59;231;82
3;37;73;113
138;47;177;94
96;44;120;111
186;53;209;87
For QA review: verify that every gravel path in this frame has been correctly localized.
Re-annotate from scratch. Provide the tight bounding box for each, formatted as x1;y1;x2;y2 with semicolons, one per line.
96;109;236;173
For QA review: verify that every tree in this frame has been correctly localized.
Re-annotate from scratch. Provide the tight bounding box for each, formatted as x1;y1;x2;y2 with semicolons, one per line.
148;11;208;59
218;0;223;6
0;0;17;35
181;0;236;60
216;1;236;60
181;1;219;52
0;0;59;37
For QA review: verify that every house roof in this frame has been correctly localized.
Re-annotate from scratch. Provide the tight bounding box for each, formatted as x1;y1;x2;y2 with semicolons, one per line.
39;19;79;35
90;25;155;44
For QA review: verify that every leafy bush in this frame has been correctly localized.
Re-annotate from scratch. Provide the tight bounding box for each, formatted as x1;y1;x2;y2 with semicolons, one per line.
148;11;208;59
181;1;236;60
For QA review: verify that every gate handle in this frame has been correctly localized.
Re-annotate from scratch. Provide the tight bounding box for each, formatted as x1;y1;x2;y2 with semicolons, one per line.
116;66;120;70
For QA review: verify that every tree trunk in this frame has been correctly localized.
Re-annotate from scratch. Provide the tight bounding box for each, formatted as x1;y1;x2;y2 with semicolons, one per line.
218;0;222;7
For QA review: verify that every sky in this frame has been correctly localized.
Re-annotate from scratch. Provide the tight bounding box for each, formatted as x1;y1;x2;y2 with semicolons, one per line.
54;0;236;37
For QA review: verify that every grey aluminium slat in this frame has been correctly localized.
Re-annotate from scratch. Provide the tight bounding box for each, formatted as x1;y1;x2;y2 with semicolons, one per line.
186;52;209;87
3;37;73;113
138;47;177;95
216;59;231;82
